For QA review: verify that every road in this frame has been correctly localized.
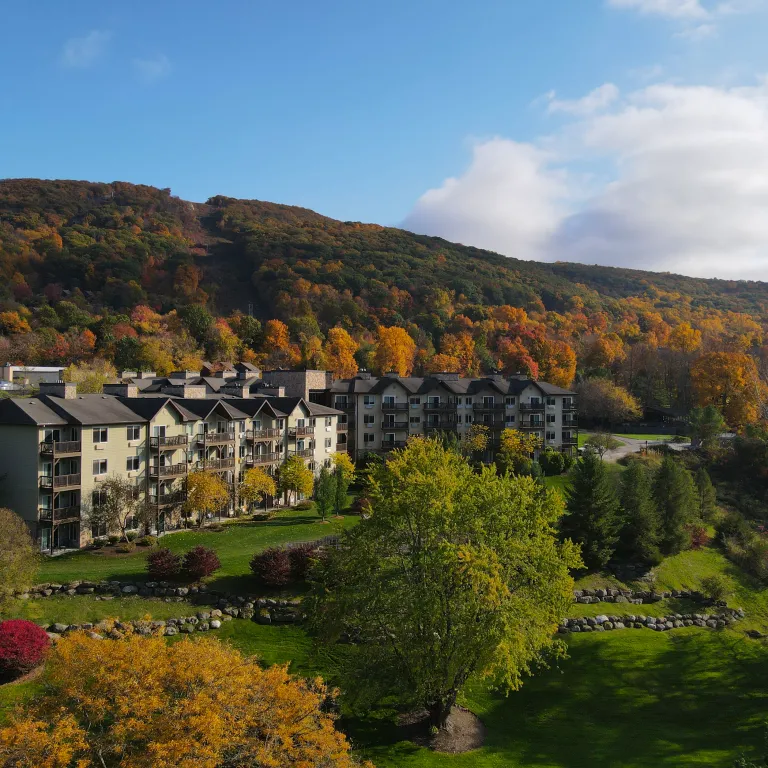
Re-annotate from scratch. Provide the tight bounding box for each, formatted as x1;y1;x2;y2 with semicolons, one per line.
584;434;688;463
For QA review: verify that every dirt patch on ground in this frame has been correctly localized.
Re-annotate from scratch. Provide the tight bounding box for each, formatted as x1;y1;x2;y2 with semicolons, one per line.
398;705;486;753
0;664;44;687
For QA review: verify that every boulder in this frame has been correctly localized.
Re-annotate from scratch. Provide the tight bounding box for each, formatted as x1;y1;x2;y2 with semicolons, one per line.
595;615;609;625
210;619;222;629
51;623;68;634
121;585;138;594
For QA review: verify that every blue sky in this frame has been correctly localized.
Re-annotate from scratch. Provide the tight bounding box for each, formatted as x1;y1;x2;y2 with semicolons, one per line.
2;1;768;277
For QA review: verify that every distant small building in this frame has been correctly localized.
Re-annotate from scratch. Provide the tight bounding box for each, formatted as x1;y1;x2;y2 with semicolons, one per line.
0;365;65;387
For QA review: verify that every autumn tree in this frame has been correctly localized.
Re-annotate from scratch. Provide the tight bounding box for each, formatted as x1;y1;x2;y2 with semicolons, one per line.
0;632;368;768
373;326;416;376
63;358;117;393
86;475;147;542
462;423;490;457
307;439;580;730
331;451;355;483
668;322;702;353
278;456;315;504
184;470;229;526
691;351;764;427
324;328;359;379
239;467;277;511
0;508;37;608
496;428;542;475
576;378;642;427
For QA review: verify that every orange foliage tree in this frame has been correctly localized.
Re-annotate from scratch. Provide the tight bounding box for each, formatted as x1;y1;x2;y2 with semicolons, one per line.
324;327;359;379
441;332;478;376
690;351;765;427
373;326;416;376
0;632;370;768
668;322;702;353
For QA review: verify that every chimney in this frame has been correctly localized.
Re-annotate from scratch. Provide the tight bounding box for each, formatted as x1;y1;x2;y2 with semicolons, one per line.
103;383;139;398
118;370;137;379
221;381;250;398
39;381;77;399
161;383;207;399
136;371;156;380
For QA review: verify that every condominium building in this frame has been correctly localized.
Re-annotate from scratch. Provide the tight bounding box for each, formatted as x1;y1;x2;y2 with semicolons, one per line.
0;379;344;553
328;372;577;462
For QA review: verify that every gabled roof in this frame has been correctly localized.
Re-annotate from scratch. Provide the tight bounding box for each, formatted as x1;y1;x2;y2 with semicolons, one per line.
118;397;198;422
0;397;67;426
172;398;250;421
39;394;148;425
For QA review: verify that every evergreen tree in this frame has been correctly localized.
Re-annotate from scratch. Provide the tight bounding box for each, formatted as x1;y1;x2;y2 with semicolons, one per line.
333;464;350;516
314;465;337;523
562;451;621;571
653;455;697;555
695;467;717;521
617;462;661;564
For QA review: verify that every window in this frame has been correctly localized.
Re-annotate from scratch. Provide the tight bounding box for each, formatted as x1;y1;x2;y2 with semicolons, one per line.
126;456;140;472
563;431;572;442
409;416;421;425
127;425;141;441
505;396;516;406
326;416;333;427
278;419;285;428
153;424;167;438
92;459;108;476
506;415;516;425
92;427;108;444
91;521;107;538
363;433;376;444
465;414;473;424
92;488;107;506
324;458;332;467
483;396;495;406
363;395;375;407
409;396;421;408
464;397;472;406
546;397;556;406
238;420;246;436
325;437;332;448
310;418;316;427
383;395;395;406
334;396;349;408
364;414;375;427
546;431;556;441
547;414;556;423
239;445;246;458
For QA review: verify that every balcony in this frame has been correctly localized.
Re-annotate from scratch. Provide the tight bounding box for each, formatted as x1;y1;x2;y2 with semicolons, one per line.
336;422;348;432
246;428;281;440
149;490;186;507
424;423;457;434
150;434;188;449
562;402;577;412
472;403;505;412
149;463;187;478
381;402;408;411
335;402;355;412
39;505;81;522
520;402;545;412
423;402;457;411
291;449;314;459
246;452;280;466
40;473;81;489
196;432;235;445
289;426;315;437
382;440;407;450
39;440;81;455
382;421;409;430
563;419;579;428
520;422;545;431
201;457;236;471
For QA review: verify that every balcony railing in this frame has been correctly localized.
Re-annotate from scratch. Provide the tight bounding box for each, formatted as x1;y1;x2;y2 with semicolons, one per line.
246;452;280;466
382;421;409;430
423;402;457;411
40;473;81;489
149;490;186;507
196;432;235;445
562;402;577;411
424;423;457;433
291;449;314;459
382;440;407;450
562;436;578;445
289;426;315;437
39;440;81;455
39;505;81;522
520;422;545;430
246;428;281;440
381;402;408;411
563;419;579;428
519;402;545;412
335;402;355;411
201;457;236;471
149;463;187;478
150;435;188;449
472;403;506;412
336;422;348;432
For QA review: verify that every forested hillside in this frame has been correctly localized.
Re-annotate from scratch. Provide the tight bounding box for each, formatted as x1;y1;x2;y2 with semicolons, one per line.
1;177;767;424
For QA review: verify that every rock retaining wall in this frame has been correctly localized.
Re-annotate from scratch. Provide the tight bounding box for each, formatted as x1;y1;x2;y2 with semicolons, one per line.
560;607;745;633
573;587;713;605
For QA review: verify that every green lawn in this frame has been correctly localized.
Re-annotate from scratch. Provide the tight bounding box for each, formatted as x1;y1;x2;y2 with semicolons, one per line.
36;510;359;592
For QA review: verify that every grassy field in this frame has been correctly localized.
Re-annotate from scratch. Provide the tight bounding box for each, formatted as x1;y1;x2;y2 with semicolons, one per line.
36;510;358;592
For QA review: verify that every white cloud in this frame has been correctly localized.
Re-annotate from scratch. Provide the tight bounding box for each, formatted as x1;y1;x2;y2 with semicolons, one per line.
674;22;718;37
61;30;111;68
606;0;710;18
548;84;620;116
404;79;768;279
134;54;171;82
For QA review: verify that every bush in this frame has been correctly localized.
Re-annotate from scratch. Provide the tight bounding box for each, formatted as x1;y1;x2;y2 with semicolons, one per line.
740;537;768;583
349;497;371;516
539;450;566;476
287;543;320;581
108;535;120;545
146;547;182;579
294;500;314;511
115;543;135;554
700;574;731;603
136;535;157;547
686;523;711;550
126;531;138;542
252;510;275;521
716;511;753;547
0;619;49;680
183;546;221;580
250;547;292;587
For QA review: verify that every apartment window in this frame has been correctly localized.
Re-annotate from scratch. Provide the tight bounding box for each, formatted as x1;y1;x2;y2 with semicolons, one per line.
383;395;395;406
409;397;420;408
363;433;376;445
154;425;167;438
546;397;556;406
363;414;375;427
547;414;556;424
92;427;108;444
483;396;495;407
563;399;573;410
239;445;246;458
546;431;556;441
126;456;140;472
363;395;375;408
563;431;572;442
310;418;316;427
325;437;332;448
238;420;246;436
91;521;107;538
127;425;141;441
506;415;516;425
465;414;473;424
278;419;285;429
324;458;332;468
326;417;333;427
92;459;108;476
409;416;421;425
505;396;516;406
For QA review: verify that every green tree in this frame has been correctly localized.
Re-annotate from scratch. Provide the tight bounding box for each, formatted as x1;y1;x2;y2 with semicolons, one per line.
307;438;580;730
653;455;697;555
561;451;622;571
617;462;661;564
279;456;315;505
0;508;37;608
333;464;350;516
180;304;214;345
314;465;336;523
695;467;717;521
689;405;726;450
584;432;622;461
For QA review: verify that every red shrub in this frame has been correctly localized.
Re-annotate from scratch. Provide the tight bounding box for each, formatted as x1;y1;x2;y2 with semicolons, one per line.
687;523;711;550
183;545;221;580
250;547;292;587
0;619;50;680
287;543;320;581
146;547;182;579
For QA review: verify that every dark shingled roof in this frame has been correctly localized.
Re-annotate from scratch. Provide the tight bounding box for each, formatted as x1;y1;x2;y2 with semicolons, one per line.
0;398;67;426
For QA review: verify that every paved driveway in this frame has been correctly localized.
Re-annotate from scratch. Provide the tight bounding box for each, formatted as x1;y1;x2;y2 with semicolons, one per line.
583;434;688;463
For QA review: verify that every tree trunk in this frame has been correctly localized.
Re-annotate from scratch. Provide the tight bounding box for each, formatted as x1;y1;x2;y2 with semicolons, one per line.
429;692;457;730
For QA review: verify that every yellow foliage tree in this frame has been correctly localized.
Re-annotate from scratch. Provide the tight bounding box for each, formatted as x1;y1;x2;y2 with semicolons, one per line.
424;353;461;374
441;332;478;376
668;322;702;353
0;632;370;768
137;338;174;376
373;326;416;376
497;428;542;473
278;455;315;504
0;311;31;335
331;451;356;482
263;319;290;353
184;470;229;525
63;358;117;393
239;467;276;510
324;327;359;379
